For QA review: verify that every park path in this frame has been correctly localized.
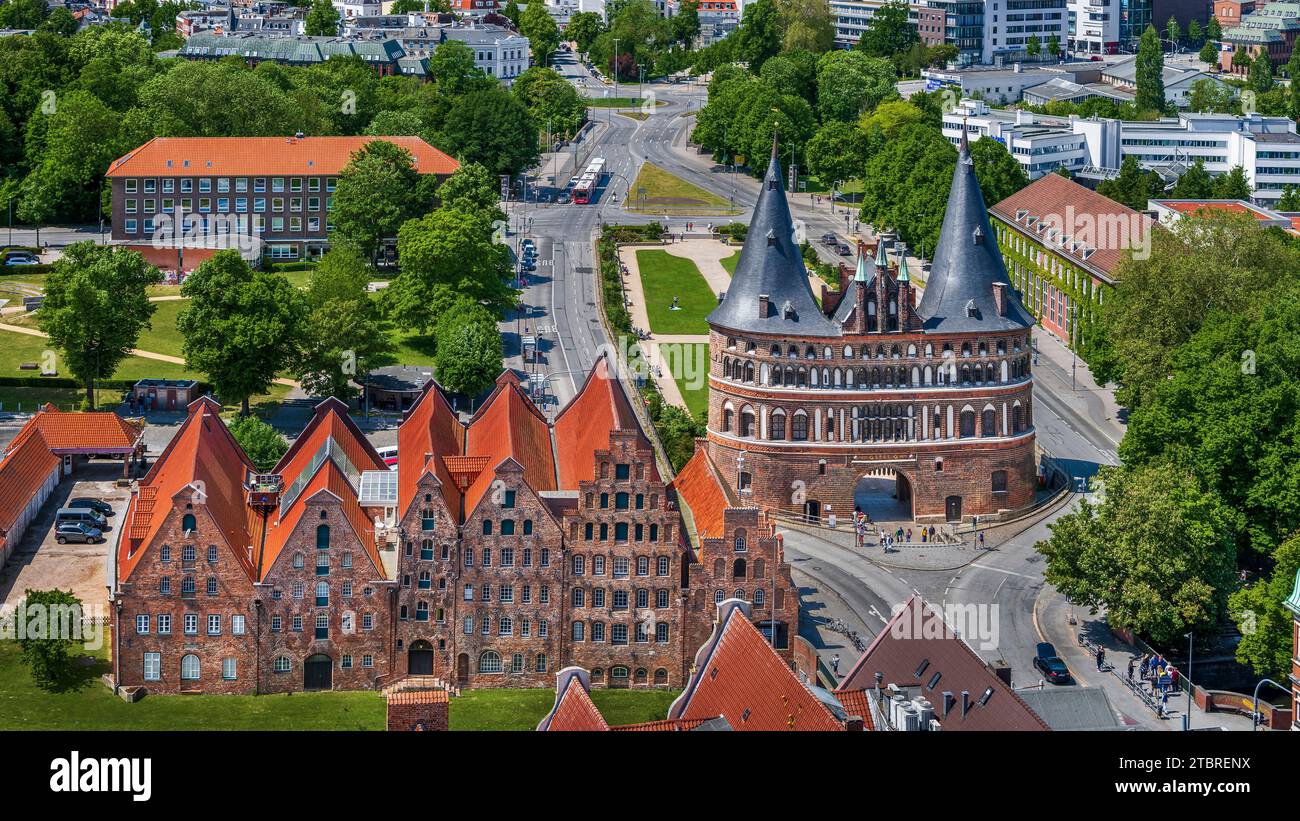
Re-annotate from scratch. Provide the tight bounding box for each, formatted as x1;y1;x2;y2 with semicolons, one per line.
0;322;300;389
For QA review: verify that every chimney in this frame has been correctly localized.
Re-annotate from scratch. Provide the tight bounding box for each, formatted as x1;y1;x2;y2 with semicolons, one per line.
992;282;1008;316
844;716;865;732
994;665;1012;686
960;690;971;717
758;294;770;318
941;691;955;716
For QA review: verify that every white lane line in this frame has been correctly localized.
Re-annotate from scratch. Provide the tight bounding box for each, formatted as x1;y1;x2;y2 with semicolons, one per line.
968;563;1038;580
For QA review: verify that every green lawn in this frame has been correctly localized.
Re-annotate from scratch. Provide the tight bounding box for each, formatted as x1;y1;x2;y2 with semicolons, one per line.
669;342;710;423
628;162;739;216
450;686;680;730
720;250;740;276
636;249;716;336
0;641;384;730
585;96;665;108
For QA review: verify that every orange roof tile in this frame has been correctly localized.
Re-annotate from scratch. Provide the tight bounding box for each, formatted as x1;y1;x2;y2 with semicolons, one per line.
106;136;458;178
610;718;714;731
255;458;381;581
6;405;142;456
670;601;845;731
0;428;60;547
387;690;449;705
463;373;555;513
541;672;611;732
553;353;652;489
671;447;730;539
397;381;465;519
834;689;876;730
119;398;256;582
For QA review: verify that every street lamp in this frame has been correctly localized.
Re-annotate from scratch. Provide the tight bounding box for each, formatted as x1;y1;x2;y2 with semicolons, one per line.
612;37;621;99
1182;631;1193;731
1250;678;1290;730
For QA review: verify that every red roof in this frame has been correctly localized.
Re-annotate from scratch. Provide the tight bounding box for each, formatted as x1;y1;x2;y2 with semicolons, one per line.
553;354;651;489
387;690;449;705
989;173;1153;281
670;601;846;731
463;373;555;513
671;447;730;539
0;428;60;551
6;405;142;456
837;596;1050;731
253;399;387;580
540;672;611;732
116;245;219;274
119;397;257;582
397;381;465;519
610;718;713;731
834;689;877;730
106;136;459;178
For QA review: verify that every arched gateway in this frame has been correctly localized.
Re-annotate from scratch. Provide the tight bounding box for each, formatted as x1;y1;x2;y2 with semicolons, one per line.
704;135;1037;523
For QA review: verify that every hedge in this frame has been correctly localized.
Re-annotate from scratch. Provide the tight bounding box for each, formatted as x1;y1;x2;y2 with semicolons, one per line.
0;375;214;393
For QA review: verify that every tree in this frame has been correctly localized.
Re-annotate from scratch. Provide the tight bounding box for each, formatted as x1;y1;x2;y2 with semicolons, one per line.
1166;16;1181;46
651;402;704;471
1207;16;1222;41
1096;155;1162;210
18;589;84;690
438;84;539;176
1230;534;1300;678
1278;184;1300;210
815;49;897;122
779;0;835;54
859;122;955;259
805;120;867;187
365;109;427;137
859;99;926;138
385;206;516;332
520;0;560;66
297;296;397;401
1037;460;1238;645
512;66;586;137
1213;164;1252;199
759;50;818;101
1048;35;1061;58
304;0;339;36
1288;49;1300;116
435;161;505;217
1199;40;1218;67
1026;34;1041;57
857;0;917;60
673;0;701;47
433;296;503;397
503;0;520;26
331;140;429;261
177;251;307;416
968;135;1029;205
1187;78;1235;112
567;11;604;55
227;415;288;472
1249;50;1274;92
1135;25;1166;112
305;244;375;310
0;0;49;28
426;39;492;97
1170;158;1213;197
37;243;161;407
1188;18;1203;45
733;0;783;73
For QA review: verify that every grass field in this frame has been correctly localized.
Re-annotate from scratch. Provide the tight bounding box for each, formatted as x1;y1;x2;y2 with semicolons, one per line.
0;641;676;731
450;687;679;730
0;641;384;730
627;162;739;216
636;250;715;336
720;250;740;276
671;342;710;423
585;96;665;108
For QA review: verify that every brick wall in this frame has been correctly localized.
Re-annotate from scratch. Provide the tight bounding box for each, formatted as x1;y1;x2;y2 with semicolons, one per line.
386;690;449;731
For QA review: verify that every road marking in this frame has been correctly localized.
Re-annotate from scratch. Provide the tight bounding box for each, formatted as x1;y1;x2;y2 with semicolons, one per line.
968;562;1038;580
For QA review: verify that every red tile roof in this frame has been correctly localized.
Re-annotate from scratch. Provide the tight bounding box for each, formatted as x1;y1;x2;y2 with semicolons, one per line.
387;690;449;704
671;447;731;539
610;718;714;731
540;671;611;732
106;136;459;178
0;428;60;551
119;397;257;582
553;353;652;489
254;398;386;580
463;373;555;513
837;596;1050;731
669;600;846;731
989;172;1153;281
6;405;142;456
397;381;465;518
835;689;877;730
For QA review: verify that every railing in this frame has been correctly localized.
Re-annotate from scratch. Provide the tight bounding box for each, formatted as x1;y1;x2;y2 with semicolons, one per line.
813;615;868;654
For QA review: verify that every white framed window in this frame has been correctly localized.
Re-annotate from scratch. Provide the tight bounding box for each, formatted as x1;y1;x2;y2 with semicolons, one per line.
274;656;291;673
184;613;198;635
143;652;160;682
222;657;237;680
232;614;246;635
180;654;200;680
207;614;221;635
157;614;171;635
135;614;150;634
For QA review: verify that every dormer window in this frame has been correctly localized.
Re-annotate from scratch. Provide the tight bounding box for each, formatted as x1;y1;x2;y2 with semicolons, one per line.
973;226;984;245
766;229;776;246
782;300;795;319
965;299;978;318
767;176;778;191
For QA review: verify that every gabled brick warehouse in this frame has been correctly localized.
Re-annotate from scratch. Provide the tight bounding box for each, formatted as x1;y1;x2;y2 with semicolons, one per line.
109;356;803;695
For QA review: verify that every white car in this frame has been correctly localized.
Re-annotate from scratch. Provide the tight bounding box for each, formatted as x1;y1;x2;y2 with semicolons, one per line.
375;446;398;469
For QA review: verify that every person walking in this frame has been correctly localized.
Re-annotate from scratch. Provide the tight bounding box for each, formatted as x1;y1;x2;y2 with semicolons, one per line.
978;531;985;549
1095;646;1105;672
831;654;840;675
1127;657;1136;681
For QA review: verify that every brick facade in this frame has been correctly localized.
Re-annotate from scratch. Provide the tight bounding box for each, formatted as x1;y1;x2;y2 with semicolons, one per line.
386;690;449;731
705;324;1038;523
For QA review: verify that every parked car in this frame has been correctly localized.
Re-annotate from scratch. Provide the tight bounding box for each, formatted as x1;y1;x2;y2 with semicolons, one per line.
558;193;571;204
521;239;536;253
55;507;107;528
67;497;114;516
55;522;104;545
821;232;838;244
836;243;851;256
1033;642;1072;684
375;445;398;469
4;253;39;266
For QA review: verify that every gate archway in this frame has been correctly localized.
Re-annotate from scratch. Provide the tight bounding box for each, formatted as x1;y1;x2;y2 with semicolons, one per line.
304;654;332;691
853;468;913;522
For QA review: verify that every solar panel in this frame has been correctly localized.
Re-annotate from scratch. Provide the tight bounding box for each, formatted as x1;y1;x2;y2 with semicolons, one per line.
358;470;398;506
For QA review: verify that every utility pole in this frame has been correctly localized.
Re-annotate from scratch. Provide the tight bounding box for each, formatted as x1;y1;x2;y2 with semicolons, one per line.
612;37;620;101
1183;631;1193;730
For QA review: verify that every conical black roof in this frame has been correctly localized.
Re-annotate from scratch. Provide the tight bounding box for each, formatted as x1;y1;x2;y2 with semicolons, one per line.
707;142;838;337
915;134;1035;333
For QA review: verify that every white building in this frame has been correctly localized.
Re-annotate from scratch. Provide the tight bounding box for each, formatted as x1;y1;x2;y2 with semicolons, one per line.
944;98;1300;203
1067;0;1121;55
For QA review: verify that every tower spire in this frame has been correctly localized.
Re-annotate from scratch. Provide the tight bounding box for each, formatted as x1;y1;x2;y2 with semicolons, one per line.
960;112;970;157
854;247;869;282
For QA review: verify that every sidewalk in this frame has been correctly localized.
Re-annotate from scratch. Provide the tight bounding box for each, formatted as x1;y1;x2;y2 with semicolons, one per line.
1035;588;1254;731
1031;327;1125;448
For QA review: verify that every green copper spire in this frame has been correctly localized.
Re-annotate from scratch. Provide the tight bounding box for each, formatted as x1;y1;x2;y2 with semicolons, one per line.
874;238;888;269
1286;567;1300;614
896;245;910;282
855;248;869;282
